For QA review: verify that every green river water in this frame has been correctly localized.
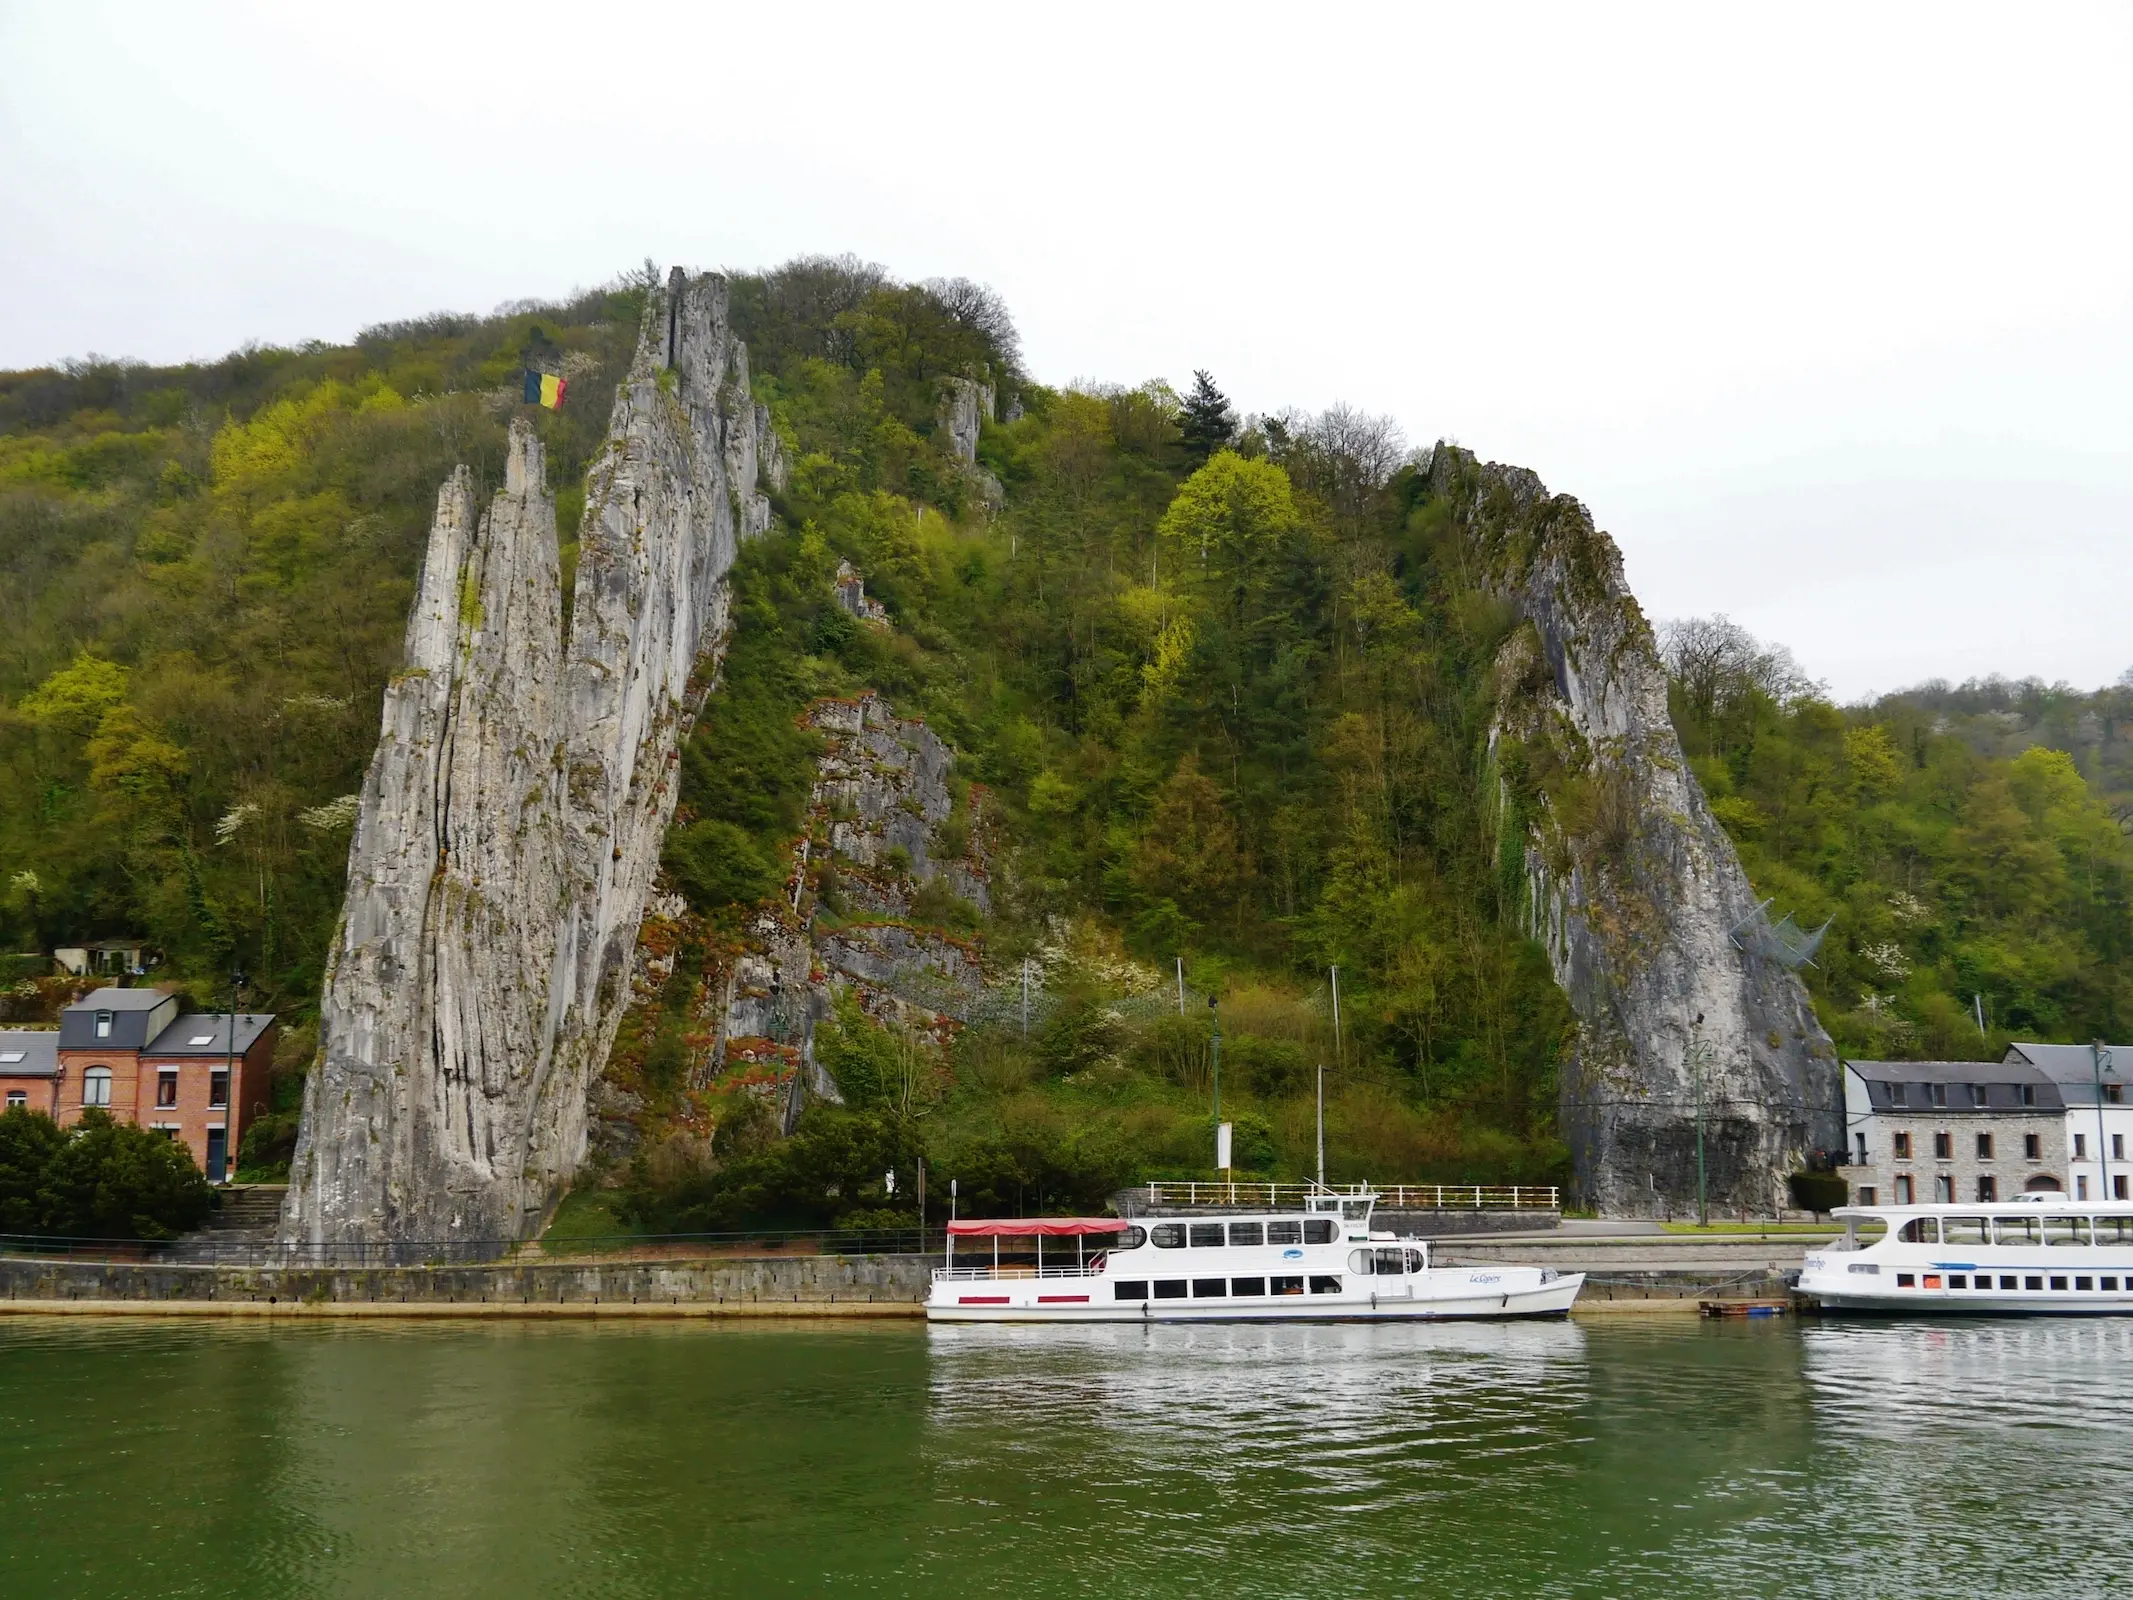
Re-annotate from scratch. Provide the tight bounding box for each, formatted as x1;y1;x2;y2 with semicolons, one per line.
2;1314;2129;1597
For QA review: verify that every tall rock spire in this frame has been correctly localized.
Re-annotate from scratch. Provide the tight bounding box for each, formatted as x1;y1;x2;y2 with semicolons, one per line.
1435;447;1842;1215
283;273;776;1247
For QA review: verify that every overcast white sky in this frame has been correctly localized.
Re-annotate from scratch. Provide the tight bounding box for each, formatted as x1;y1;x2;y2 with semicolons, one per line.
4;2;2127;700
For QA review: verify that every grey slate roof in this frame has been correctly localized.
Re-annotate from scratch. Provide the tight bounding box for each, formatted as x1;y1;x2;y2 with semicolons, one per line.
57;987;179;1049
143;1013;274;1057
2002;1042;2133;1107
0;1030;59;1078
1845;1058;2064;1113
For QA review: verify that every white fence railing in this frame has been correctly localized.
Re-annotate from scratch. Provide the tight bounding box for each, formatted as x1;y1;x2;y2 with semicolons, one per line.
1136;1182;1559;1212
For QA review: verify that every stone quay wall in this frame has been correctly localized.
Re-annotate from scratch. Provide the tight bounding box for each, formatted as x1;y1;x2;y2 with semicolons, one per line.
0;1252;934;1314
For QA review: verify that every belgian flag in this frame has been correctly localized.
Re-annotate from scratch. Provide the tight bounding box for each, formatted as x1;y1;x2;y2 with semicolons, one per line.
522;370;566;410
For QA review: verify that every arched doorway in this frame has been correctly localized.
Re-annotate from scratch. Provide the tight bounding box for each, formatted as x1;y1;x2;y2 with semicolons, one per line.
2025;1174;2063;1193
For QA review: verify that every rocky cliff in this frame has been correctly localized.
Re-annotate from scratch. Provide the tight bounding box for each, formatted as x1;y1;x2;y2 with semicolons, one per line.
283;270;777;1247
1434;448;1841;1214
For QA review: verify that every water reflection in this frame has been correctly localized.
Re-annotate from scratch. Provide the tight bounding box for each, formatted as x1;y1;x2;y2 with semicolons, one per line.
4;1316;2133;1598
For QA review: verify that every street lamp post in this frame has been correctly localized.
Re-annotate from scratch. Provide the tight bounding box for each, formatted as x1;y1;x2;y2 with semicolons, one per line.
2092;1040;2117;1201
1687;1013;1713;1227
222;968;248;1186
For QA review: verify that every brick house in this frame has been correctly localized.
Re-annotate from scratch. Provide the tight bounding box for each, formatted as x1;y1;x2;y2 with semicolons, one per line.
0;1029;60;1112
50;987;275;1182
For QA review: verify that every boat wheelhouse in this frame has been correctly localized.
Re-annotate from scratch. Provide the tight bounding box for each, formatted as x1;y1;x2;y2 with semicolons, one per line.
925;1189;1582;1323
1798;1199;2133;1314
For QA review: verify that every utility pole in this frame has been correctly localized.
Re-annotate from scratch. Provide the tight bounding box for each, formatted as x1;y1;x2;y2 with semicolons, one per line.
1316;1063;1326;1188
1209;993;1224;1173
1329;965;1342;1070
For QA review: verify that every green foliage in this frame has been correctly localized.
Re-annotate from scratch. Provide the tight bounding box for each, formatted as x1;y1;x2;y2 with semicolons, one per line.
1787;1169;1849;1213
1666;616;2133;1057
0;1106;214;1239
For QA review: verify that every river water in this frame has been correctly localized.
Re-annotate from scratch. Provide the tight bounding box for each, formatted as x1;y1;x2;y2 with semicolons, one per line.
2;1314;2130;1597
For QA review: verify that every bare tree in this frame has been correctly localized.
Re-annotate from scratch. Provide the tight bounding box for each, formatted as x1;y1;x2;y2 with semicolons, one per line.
1659;614;1822;732
920;276;1023;375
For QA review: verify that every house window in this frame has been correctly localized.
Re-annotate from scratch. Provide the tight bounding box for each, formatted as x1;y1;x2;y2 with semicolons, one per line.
156;1070;178;1108
1895;1176;1914;1204
1889;1084;1908;1107
2025;1133;2042;1159
1933;1175;1954;1203
1977;1133;1995;1159
2020;1084;2036;1107
2075;1134;2088;1160
83;1067;112;1107
1969;1084;1988;1108
1857;1186;1878;1205
209;1071;228;1108
1977;1175;1997;1202
2116;1135;2126;1161
1930;1084;1948;1108
1933;1132;1952;1160
2078;1177;2091;1200
2116;1176;2129;1201
2107;1084;2125;1105
1854;1132;1868;1165
1893;1132;1912;1159
94;1010;113;1039
4;1091;24;1109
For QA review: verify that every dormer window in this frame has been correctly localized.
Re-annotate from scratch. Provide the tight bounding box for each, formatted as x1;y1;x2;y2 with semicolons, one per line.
1929;1083;1948;1108
2020;1084;2036;1107
94;1010;113;1039
1888;1083;1907;1107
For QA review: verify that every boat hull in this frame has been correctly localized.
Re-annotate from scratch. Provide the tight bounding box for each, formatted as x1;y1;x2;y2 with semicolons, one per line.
926;1271;1584;1324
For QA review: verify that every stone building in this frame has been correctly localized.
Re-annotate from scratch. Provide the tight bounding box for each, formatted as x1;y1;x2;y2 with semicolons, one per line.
1843;1058;2066;1206
2001;1042;2133;1203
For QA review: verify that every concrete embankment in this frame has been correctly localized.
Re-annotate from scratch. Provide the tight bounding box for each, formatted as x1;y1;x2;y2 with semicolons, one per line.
0;1253;933;1318
1441;1229;1823;1312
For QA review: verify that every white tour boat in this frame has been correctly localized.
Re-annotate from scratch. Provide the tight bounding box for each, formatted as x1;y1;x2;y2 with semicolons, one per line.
925;1189;1583;1323
1798;1197;2133;1314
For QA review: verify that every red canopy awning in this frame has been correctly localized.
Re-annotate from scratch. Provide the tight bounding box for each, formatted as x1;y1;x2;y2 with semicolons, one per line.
946;1217;1126;1237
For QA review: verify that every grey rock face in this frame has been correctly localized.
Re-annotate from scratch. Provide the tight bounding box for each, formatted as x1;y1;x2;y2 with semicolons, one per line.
284;270;774;1247
1434;448;1839;1216
936;377;993;464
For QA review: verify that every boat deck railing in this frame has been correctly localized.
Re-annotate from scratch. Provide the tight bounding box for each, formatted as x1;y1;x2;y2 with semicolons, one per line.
934;1264;1105;1282
1136;1182;1560;1211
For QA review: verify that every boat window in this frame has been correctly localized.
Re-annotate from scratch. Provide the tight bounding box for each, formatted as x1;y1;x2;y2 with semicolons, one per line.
1227;1222;1264;1247
1188;1223;1226;1249
1347;1249;1375;1275
1153;1280;1188;1299
1373;1247;1408;1275
1405;1248;1427;1273
1942;1217;1990;1245
2096;1218;2133;1246
2077;1277;2095;1291
1230;1277;1266;1297
1341;1199;1372;1222
1999;1275;2020;1290
1151;1224;1186;1249
2044;1217;2092;1247
1191;1278;1226;1298
1308;1275;1342;1294
1112;1227;1146;1251
1113;1281;1148;1300
2024;1276;2044;1290
1302;1219;1336;1244
1898;1218;1940;1244
2105;1277;2122;1291
1270;1275;1303;1296
1994;1216;2042;1247
1266;1221;1302;1245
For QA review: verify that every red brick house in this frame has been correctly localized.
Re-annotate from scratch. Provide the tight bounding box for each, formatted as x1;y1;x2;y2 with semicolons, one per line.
44;987;276;1182
0;1029;60;1114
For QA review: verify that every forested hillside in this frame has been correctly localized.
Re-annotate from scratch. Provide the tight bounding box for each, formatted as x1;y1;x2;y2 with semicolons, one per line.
4;255;2130;1202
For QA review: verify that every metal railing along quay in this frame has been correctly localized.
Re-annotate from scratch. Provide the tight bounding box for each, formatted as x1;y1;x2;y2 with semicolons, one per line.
1134;1182;1560;1211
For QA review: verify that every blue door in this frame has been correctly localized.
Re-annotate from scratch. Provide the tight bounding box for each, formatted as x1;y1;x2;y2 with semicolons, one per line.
206;1127;227;1183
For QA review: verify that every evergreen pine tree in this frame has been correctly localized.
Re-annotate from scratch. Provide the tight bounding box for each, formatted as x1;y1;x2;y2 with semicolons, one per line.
1178;369;1237;466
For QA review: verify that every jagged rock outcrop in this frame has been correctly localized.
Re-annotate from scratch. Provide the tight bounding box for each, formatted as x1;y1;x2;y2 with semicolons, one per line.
1434;447;1840;1215
284;270;775;1247
936;377;993;464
